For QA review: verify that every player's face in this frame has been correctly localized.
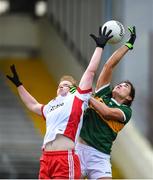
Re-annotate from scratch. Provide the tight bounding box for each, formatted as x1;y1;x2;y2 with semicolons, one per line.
112;82;132;100
57;80;73;96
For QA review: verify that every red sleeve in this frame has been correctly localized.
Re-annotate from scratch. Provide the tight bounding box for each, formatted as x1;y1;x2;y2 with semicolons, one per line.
41;105;46;121
77;87;92;94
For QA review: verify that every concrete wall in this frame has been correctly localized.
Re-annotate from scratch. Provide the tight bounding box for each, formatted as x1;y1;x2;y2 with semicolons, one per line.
0;14;40;58
38;19;84;83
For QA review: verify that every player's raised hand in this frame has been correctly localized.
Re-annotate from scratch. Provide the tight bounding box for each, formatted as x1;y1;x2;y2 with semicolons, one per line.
125;26;136;50
90;26;113;49
6;65;22;87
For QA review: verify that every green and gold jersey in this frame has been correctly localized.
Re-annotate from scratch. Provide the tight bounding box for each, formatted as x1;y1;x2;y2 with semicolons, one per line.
80;84;132;154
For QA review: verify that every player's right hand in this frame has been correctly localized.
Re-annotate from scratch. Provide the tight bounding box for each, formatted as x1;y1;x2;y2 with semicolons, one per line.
6;65;22;87
90;26;113;49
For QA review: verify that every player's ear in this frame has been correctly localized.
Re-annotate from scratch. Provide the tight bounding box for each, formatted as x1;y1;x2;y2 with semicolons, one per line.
125;95;132;102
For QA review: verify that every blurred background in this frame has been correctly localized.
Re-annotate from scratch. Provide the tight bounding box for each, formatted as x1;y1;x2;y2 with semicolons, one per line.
0;0;153;179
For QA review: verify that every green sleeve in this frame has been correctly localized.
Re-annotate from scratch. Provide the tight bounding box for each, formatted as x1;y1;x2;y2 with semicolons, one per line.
118;105;132;124
95;84;111;97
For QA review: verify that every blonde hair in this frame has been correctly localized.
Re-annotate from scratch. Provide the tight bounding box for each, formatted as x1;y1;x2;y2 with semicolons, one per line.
59;75;77;87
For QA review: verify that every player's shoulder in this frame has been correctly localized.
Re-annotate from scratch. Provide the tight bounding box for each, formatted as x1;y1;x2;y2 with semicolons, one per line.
95;83;111;97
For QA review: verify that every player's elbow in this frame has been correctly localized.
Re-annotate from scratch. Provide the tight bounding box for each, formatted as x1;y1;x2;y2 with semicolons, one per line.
99;109;111;120
27;102;42;115
102;112;112;120
88;70;96;78
103;62;114;70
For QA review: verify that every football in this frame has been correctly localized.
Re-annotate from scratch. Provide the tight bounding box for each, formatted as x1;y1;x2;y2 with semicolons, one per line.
101;20;125;44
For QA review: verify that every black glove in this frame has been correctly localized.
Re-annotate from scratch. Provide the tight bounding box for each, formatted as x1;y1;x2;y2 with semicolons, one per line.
125;26;136;50
90;26;113;49
69;86;77;94
6;65;22;87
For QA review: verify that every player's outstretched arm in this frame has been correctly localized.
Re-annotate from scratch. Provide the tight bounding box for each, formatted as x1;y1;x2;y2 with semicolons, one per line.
6;65;42;115
79;26;113;90
96;26;136;90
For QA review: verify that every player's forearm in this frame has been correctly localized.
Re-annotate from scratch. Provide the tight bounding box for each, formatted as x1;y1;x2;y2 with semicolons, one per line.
79;47;103;90
87;47;103;73
90;96;110;118
96;45;129;89
17;85;42;114
106;45;129;68
90;97;123;121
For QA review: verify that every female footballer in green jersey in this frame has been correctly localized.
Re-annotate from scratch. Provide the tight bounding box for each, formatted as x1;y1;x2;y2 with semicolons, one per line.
75;26;136;179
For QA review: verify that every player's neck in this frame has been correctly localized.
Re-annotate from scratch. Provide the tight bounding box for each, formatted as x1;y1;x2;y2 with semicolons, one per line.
112;96;125;105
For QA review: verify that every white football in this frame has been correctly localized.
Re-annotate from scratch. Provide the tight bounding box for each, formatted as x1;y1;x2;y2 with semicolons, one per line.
101;20;125;44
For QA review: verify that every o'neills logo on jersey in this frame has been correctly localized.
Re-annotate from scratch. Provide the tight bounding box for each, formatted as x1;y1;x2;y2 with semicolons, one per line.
49;102;64;112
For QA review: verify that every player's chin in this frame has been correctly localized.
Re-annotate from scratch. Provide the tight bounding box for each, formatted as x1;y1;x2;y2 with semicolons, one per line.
60;91;68;97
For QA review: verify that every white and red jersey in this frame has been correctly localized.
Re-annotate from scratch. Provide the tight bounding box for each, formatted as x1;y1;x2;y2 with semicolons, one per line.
41;87;92;148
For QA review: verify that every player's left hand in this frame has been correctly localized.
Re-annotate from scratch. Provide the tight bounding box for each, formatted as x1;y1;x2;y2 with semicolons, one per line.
125;26;136;50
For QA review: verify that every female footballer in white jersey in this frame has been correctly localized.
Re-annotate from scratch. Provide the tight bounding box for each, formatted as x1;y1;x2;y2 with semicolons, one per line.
6;26;113;179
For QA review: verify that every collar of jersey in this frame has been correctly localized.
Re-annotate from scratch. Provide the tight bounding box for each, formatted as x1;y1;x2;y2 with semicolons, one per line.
111;98;121;106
